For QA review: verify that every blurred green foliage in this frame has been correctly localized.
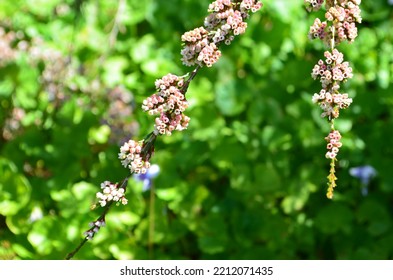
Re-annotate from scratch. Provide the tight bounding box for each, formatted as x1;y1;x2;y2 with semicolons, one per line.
1;0;393;260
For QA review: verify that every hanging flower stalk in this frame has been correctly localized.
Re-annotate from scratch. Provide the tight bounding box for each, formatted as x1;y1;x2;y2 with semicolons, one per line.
121;0;263;174
305;0;361;199
66;0;262;259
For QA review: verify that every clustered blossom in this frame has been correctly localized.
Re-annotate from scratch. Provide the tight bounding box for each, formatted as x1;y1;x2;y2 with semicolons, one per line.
142;74;190;135
27;37;76;104
119;139;150;174
2;107;25;141
311;49;353;119
325;129;344;199
308;0;362;45
96;181;128;207
101;86;139;145
312;89;352;118
181;27;221;67
0;27;17;66
69;0;263;253
325;130;342;159
84;219;106;240
308;18;327;40
306;0;361;198
311;49;353;89
118;1;263;178
181;0;262;67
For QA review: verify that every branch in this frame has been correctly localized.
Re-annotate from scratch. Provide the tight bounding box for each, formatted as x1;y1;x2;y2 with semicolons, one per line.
65;0;263;260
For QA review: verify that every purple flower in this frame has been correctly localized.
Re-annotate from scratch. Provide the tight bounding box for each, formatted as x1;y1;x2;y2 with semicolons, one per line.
133;164;160;191
349;165;377;196
349;165;377;185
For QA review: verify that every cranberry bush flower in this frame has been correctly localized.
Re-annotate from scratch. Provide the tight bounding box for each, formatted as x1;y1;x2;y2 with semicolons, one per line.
305;0;361;199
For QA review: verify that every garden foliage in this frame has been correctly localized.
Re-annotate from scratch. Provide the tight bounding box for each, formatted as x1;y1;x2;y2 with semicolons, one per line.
1;0;393;260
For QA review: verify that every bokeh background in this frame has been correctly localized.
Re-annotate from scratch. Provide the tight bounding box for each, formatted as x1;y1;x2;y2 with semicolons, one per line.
1;0;393;260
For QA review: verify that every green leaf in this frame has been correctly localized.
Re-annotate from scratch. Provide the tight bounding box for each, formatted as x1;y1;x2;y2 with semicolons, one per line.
0;158;31;216
27;216;57;255
215;79;245;116
357;199;392;236
0;78;14;98
103;56;129;86
88;125;111;144
253;163;281;193
315;203;354;235
197;212;228;254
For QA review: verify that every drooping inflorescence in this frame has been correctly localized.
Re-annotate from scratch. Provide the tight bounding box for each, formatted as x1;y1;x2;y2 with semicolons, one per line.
118;139;151;174
305;0;361;199
96;181;128;207
308;0;361;45
120;0;263;177
80;0;262;244
181;0;262;67
65;1;263;258
142;74;190;136
113;1;261;203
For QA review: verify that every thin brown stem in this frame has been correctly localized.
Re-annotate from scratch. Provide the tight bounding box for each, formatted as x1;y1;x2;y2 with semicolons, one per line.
181;66;201;95
65;176;130;259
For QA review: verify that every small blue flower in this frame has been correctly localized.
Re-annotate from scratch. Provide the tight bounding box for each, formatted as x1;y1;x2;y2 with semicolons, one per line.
349;165;377;196
133;164;160;191
349;165;377;185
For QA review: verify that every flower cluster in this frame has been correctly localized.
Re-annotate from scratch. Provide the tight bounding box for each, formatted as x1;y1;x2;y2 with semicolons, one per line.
28;37;76;104
324;129;343;198
308;18;327;40
308;0;362;45
119;139;150;174
101;86;139;145
96;181;128;207
118;1;263;178
2;107;25;141
0;27;18;66
181;27;220;67
181;0;262;67
62;0;263;258
142;74;190;136
84;219;106;240
312;89;353;118
325;130;342;159
306;0;361;198
311;49;353;118
311;49;353;88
